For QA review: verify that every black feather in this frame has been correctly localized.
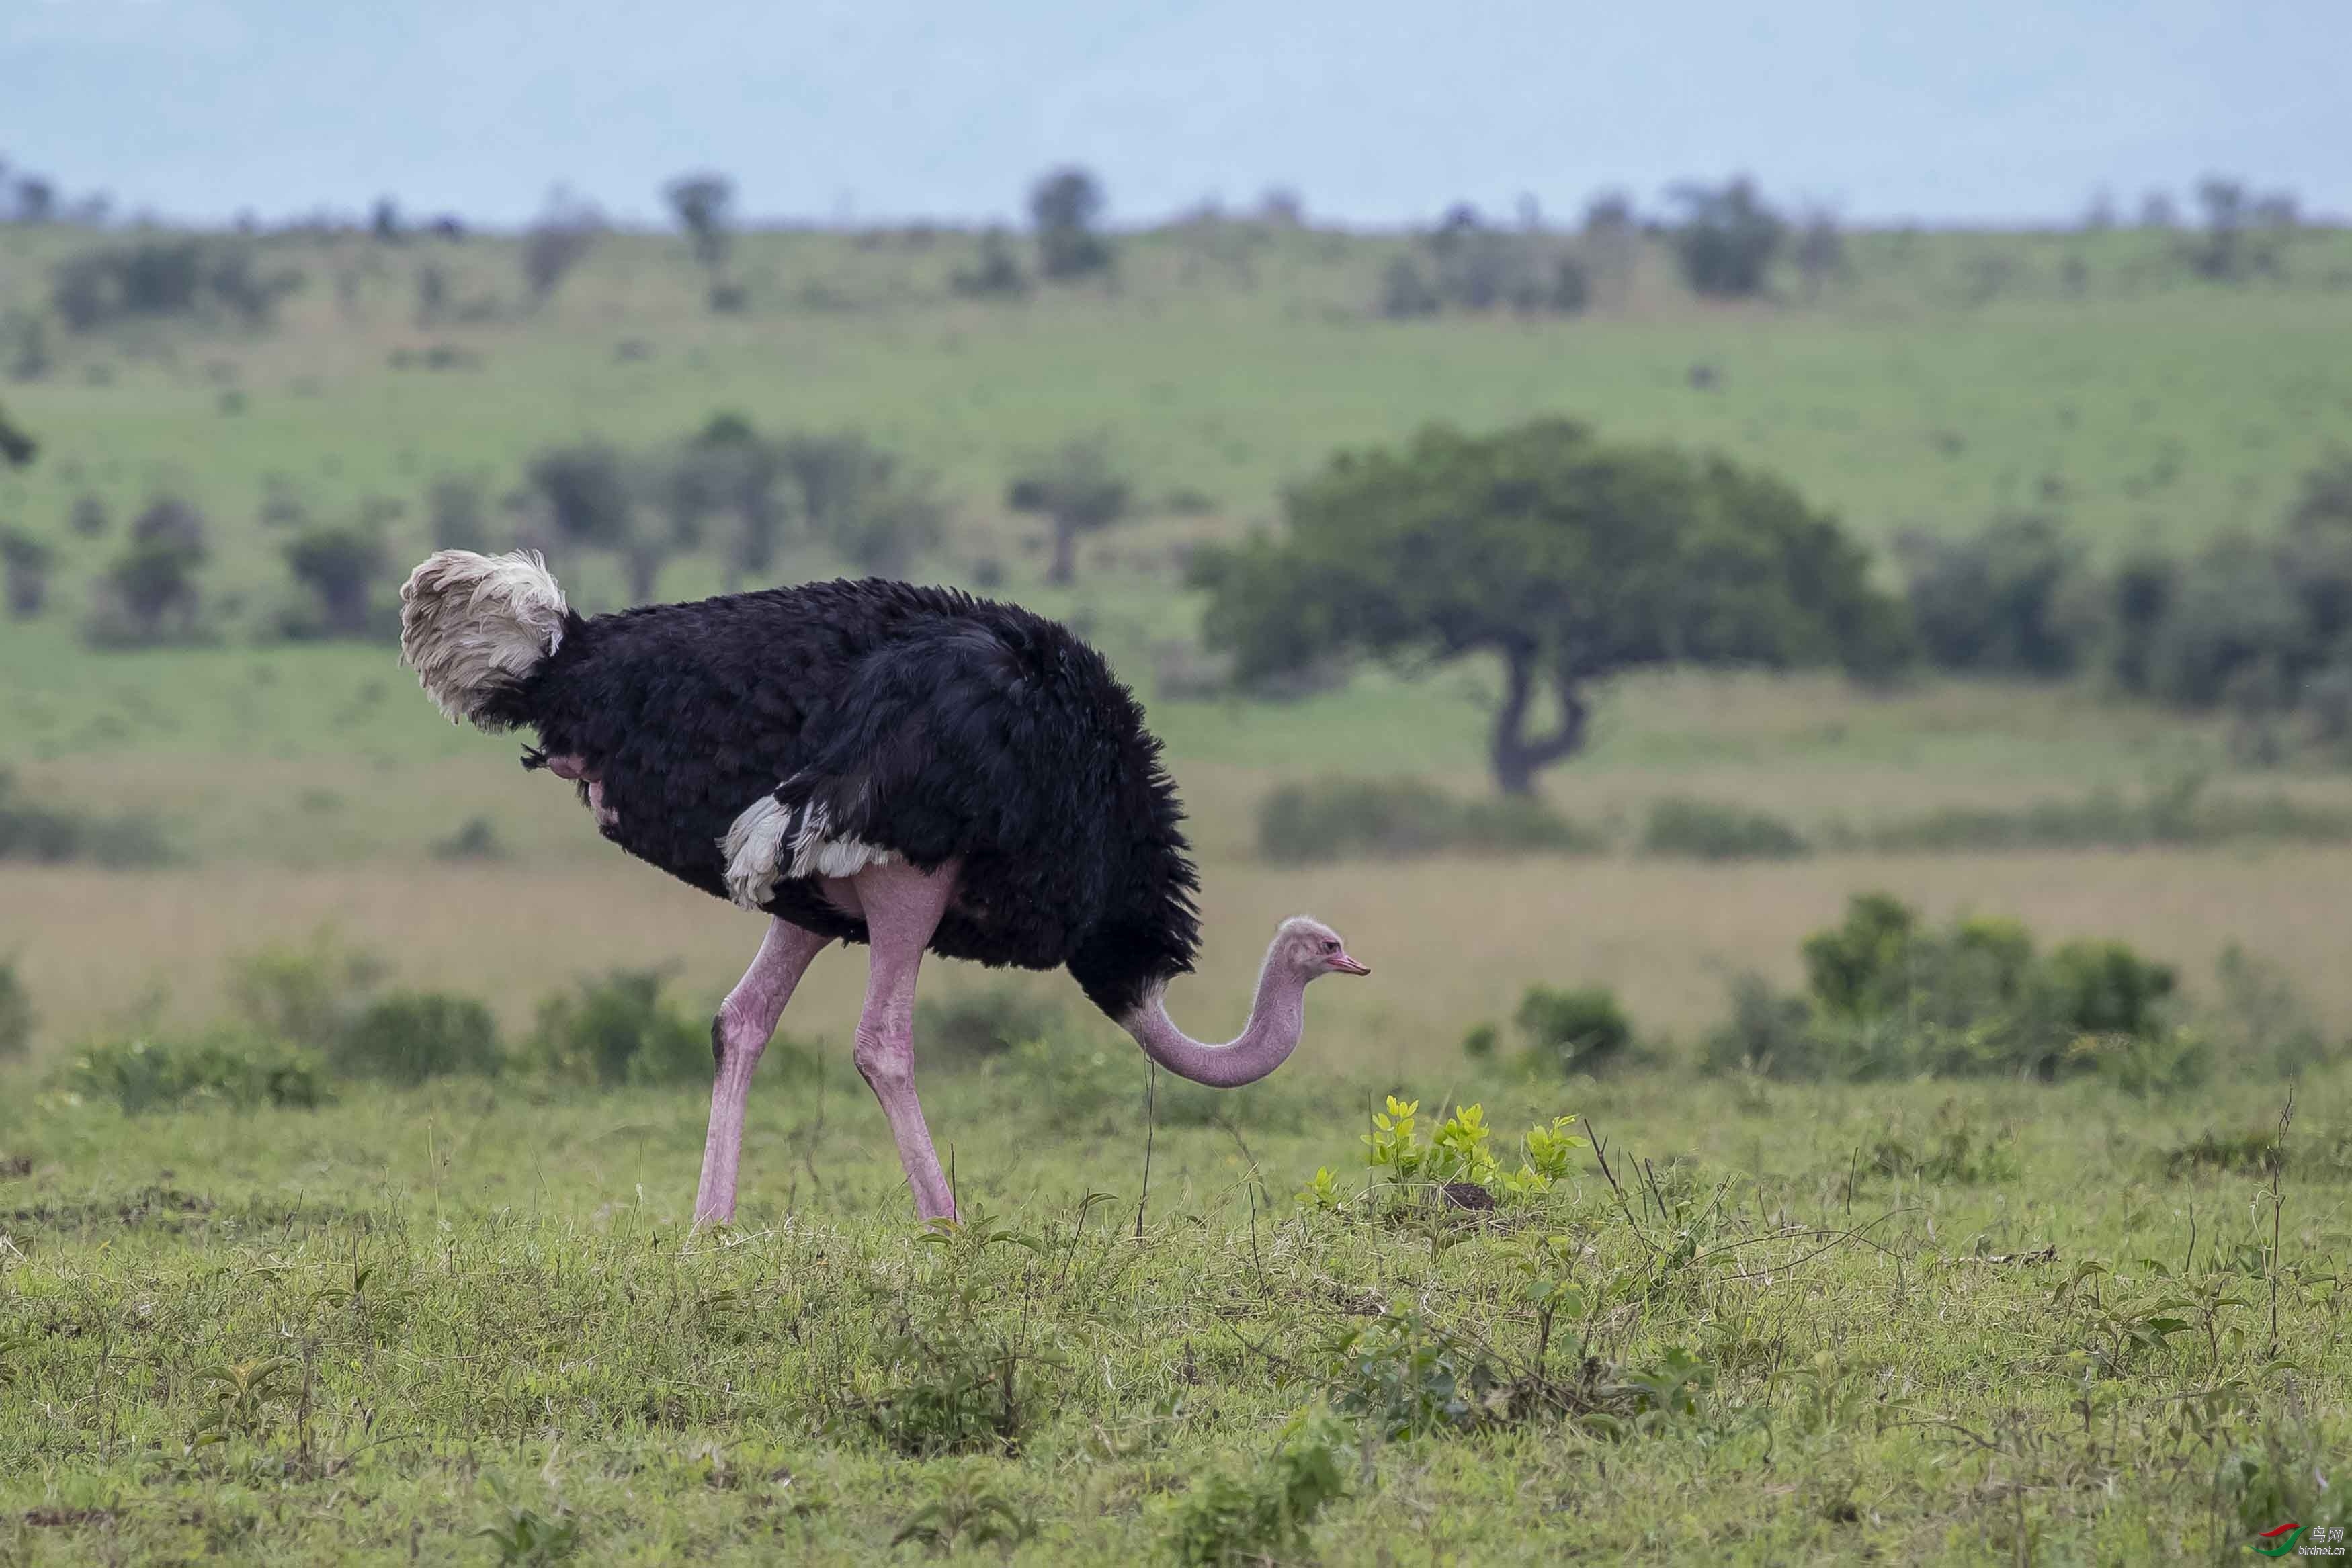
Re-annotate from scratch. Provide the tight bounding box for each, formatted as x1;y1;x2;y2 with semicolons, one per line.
513;579;1201;1018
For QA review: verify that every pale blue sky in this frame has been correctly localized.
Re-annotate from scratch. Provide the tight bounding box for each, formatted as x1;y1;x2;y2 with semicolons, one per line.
7;0;2346;228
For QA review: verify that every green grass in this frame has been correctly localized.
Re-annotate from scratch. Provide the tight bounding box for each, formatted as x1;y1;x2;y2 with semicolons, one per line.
1;1057;2346;1563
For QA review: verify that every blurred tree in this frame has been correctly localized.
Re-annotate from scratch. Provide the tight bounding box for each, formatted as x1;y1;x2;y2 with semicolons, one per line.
1790;209;1847;298
1667;177;1784;298
951;227;1030;298
370;197;403;243
0;400;35;467
284;525;388;638
1899;513;2091;677
1030;167;1114;280
521;191;602;306
52;241;300;332
663;173;740;311
681;414;788;584
0;528;54;618
776;433;943;578
89;496;208;645
526;440;673;601
1191;420;1908;795
1007;437;1131;586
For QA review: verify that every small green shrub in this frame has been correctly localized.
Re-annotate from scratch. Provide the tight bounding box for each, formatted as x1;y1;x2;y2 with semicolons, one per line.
527;970;708;1086
1513;984;1634;1074
1862;1113;2020;1185
1163;1405;1349;1566
2165;1129;2287;1179
1258;776;1599;864
917;986;1064;1064
1640;797;1810;861
1708;893;2203;1084
1460;1022;1498;1060
839;1217;1055;1458
891;1464;1036;1553
226;930;387;1051
62;1031;330;1114
1333;1313;1508;1438
0;959;32;1059
2041;940;2177;1037
2203;945;2335;1078
1700;974;1819;1078
429;817;505;861
1322;1095;1585;1211
335;992;502;1085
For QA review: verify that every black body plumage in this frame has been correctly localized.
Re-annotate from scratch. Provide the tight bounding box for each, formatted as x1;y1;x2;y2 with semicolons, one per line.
481;580;1202;1019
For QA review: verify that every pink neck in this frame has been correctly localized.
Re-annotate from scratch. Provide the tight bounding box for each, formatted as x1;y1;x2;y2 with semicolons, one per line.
1118;945;1308;1088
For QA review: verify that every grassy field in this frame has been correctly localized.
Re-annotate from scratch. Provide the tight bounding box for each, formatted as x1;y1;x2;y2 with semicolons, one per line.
1;1057;2346;1563
5;216;2352;1563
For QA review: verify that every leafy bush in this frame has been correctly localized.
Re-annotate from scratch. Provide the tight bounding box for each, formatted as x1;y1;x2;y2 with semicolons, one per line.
429;817;506;861
1706;893;2202;1084
1258;777;1599;864
1315;1095;1585;1211
1639;797;1810;861
1514;984;1634;1074
226;931;388;1051
334;992;502;1085
2040;940;2177;1037
1163;1407;1349;1567
917;986;1064;1064
61;1031;329;1114
528;970;708;1086
1900;513;2093;677
280;524;388;640
0;958;33;1059
2201;945;2335;1080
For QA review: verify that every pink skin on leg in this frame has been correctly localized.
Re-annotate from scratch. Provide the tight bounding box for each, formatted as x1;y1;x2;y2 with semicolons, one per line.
846;858;961;1222
693;919;831;1226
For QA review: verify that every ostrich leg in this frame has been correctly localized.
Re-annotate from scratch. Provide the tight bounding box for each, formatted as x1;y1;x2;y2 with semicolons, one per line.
694;919;831;1226
848;859;960;1221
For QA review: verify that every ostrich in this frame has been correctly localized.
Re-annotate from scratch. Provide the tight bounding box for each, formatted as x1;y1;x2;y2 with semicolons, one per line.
397;550;1369;1224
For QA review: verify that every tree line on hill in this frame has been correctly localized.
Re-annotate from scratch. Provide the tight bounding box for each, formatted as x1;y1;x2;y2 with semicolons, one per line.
0;150;2323;356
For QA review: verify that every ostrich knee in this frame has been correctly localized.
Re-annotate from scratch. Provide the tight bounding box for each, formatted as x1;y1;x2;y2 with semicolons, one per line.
712;1000;773;1072
853;1021;913;1093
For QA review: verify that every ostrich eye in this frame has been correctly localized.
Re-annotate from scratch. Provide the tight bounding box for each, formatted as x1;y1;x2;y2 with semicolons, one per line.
1320;939;1339;953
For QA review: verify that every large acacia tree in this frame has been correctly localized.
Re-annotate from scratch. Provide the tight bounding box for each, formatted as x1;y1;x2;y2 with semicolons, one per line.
1193;419;1909;795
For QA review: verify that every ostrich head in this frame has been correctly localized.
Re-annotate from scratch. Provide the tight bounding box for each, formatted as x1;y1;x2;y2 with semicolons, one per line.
1271;915;1371;982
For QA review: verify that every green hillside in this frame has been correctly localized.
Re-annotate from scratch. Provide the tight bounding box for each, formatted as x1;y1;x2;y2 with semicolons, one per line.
5;219;2351;622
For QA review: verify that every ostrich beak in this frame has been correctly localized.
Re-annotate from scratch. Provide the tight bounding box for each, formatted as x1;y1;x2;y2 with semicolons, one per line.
1330;951;1371;977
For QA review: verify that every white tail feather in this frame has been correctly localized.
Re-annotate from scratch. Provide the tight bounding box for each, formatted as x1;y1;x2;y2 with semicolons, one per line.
720;793;894;910
398;550;568;726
